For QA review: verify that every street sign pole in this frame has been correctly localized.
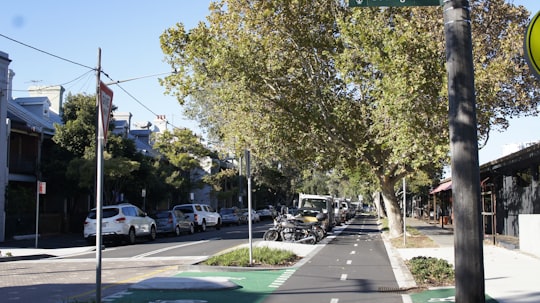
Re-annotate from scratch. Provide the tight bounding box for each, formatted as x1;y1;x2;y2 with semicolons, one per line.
95;47;103;303
347;0;485;301
443;1;485;302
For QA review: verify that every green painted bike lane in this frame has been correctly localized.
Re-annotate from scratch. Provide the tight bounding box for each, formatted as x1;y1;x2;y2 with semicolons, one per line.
102;268;295;303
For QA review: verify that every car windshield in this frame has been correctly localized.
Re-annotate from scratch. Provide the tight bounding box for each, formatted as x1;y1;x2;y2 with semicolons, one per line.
151;211;170;219
87;208;119;219
178;206;193;213
301;199;327;210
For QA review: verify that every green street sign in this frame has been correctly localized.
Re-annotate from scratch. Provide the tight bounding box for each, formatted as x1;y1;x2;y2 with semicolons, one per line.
525;11;540;80
348;0;442;7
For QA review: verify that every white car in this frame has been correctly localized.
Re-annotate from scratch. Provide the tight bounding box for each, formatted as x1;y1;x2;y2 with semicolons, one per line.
241;208;260;223
173;204;222;232
83;203;156;245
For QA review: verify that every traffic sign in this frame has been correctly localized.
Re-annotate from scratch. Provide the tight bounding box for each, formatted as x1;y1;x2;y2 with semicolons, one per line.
525;11;540;80
99;81;114;141
348;0;442;7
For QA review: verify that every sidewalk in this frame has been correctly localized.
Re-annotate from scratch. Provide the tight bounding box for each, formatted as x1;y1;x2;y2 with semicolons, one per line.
397;218;540;303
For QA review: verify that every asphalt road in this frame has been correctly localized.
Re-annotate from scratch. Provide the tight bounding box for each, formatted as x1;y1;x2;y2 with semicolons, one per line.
0;220;272;303
262;215;403;303
0;215;403;303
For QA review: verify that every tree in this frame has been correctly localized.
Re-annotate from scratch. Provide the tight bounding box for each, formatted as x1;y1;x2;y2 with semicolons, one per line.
152;127;215;202
159;0;538;238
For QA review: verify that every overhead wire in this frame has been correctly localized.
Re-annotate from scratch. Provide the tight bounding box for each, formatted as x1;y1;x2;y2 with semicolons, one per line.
2;33;189;131
0;33;95;70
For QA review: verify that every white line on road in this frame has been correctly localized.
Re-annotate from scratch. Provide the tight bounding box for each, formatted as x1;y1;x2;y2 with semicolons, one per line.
132;240;210;259
350;250;356;254
340;274;347;281
346;260;352;265
330;298;339;303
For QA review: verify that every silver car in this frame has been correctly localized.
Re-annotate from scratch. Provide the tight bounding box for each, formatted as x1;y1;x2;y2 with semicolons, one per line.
150;210;194;236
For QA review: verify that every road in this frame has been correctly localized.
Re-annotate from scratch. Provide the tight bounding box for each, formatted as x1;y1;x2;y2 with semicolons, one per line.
0;221;271;303
257;214;403;303
0;215;403;303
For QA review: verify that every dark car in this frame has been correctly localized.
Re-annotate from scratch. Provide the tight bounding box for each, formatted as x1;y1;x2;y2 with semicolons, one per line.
219;208;240;226
150;210;194;236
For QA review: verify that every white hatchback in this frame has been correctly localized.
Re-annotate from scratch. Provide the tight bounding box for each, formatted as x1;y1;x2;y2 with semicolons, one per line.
84;203;156;245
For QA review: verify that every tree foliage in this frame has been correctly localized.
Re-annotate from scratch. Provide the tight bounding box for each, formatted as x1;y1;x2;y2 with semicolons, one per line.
160;0;538;237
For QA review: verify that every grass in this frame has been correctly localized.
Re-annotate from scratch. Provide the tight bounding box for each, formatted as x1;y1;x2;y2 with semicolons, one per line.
202;246;300;267
381;218;438;248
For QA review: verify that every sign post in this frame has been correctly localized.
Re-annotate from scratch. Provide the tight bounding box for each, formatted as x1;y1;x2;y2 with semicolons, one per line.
348;0;484;301
95;48;113;303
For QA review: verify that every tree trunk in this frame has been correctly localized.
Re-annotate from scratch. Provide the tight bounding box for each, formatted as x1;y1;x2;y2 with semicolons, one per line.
380;180;403;238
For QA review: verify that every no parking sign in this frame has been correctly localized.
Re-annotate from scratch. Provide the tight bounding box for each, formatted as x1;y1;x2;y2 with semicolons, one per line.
525;11;540;79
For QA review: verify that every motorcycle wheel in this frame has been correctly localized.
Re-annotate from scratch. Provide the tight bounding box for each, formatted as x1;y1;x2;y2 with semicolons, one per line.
314;227;325;242
263;229;280;241
305;232;317;245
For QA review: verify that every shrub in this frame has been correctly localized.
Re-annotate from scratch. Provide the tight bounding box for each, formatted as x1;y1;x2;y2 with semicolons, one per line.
407;256;455;287
203;246;298;267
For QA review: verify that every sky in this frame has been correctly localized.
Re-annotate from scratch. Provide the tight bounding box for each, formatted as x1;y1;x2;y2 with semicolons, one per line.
1;0;539;165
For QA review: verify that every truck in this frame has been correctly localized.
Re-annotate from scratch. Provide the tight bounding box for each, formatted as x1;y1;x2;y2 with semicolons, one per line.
297;193;335;232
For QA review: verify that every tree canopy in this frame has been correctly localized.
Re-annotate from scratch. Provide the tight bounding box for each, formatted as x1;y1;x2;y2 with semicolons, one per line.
160;0;538;237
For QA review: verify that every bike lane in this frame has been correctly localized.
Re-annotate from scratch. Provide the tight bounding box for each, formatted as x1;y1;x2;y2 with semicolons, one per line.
101;269;295;303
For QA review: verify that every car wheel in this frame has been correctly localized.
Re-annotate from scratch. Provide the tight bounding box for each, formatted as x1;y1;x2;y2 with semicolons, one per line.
188;224;195;234
128;228;136;245
175;226;181;236
263;229;279;241
148;225;157;241
200;221;207;232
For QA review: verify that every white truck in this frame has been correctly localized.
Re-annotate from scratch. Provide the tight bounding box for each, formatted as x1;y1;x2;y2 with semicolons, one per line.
297;193;335;232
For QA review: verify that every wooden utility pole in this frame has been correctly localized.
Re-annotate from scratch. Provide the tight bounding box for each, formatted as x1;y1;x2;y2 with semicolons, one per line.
444;1;485;302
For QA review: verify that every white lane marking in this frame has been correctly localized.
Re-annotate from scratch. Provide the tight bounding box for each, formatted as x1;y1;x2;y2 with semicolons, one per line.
132;240;210;259
269;269;296;288
340;274;347;281
346;260;352;265
350;250;356;255
354;243;358;246
330;298;339;303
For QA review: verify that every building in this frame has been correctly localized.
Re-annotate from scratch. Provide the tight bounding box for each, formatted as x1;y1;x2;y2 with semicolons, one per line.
430;142;540;249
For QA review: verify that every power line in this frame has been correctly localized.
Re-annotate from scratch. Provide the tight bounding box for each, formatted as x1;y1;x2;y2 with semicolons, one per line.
0;33;95;70
2;32;190;131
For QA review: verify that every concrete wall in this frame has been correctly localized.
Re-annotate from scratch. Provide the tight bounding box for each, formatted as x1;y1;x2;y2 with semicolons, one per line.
519;214;540;258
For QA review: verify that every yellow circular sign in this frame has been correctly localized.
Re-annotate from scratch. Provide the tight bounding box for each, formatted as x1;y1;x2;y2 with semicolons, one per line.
525;11;540;79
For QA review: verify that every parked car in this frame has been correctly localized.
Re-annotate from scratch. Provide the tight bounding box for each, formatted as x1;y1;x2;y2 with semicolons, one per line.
219;208;241;226
256;208;273;220
172;203;221;232
83;203;156;245
150;210;194;236
240;208;260;224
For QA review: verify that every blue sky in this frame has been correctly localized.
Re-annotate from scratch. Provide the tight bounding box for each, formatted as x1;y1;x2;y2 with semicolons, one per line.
2;0;539;164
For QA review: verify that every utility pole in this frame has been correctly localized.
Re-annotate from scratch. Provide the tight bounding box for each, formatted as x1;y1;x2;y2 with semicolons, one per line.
444;1;485;302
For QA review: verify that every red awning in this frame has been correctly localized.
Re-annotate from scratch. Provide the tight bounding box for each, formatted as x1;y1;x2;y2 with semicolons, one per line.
430;180;452;194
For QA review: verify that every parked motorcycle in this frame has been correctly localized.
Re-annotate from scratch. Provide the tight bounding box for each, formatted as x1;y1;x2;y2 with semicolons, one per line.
263;213;322;244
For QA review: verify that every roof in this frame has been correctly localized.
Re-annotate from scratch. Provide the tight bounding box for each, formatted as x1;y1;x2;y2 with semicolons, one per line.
430;180;452;194
7;99;61;135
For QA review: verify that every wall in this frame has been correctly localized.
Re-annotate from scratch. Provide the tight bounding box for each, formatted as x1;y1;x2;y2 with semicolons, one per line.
519;214;540;257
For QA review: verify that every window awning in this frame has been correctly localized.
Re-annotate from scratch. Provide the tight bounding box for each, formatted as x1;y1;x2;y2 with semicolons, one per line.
430;181;452;194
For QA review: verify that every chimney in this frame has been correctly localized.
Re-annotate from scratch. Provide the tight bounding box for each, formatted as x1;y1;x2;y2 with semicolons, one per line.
28;85;65;116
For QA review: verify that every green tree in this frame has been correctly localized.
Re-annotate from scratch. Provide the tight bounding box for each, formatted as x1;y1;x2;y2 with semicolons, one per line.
159;0;538;238
152;127;215;202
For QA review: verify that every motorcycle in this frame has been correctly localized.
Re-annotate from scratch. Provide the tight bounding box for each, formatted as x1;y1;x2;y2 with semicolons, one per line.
263;214;319;244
